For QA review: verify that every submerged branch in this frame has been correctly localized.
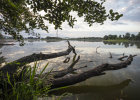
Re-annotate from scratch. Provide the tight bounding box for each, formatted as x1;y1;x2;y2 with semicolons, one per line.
96;46;100;54
109;52;112;58
40;55;81;79
50;55;135;89
63;57;70;63
118;56;128;61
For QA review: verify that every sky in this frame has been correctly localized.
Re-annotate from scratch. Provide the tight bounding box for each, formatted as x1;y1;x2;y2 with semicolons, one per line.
26;0;140;38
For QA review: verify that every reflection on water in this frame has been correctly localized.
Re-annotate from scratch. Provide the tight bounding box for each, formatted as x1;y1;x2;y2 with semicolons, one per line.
48;79;131;100
0;40;140;100
103;41;140;49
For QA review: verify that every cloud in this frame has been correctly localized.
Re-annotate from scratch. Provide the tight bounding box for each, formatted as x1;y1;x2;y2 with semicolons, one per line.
111;22;128;25
106;0;140;22
20;0;140;38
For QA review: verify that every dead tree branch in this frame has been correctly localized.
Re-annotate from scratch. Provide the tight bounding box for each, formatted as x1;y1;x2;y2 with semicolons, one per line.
0;41;76;74
96;46;100;54
50;55;135;89
118;56;128;61
63;57;70;63
109;52;112;58
48;56;80;78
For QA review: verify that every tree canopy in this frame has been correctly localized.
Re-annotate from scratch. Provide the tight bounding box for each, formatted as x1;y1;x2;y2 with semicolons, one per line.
0;0;123;41
103;32;140;41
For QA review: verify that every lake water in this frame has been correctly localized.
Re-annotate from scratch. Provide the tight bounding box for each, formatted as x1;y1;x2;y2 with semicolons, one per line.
0;40;140;100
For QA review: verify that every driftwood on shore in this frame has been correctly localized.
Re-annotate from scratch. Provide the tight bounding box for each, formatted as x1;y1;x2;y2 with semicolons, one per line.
0;41;137;89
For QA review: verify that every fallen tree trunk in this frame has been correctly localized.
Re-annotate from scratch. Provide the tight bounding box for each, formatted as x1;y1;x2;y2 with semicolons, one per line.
36;55;87;79
0;41;137;91
0;41;76;74
50;55;135;89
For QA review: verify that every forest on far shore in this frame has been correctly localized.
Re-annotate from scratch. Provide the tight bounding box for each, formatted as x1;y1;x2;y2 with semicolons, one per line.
103;32;140;41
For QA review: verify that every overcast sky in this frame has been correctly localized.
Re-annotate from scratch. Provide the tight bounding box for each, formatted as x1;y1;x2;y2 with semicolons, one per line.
26;0;140;38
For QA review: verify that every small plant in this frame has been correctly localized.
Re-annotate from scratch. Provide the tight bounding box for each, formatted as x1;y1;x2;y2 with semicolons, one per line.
0;62;51;100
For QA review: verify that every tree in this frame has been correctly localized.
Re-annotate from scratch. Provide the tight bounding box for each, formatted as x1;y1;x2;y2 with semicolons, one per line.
119;35;122;39
136;32;140;40
112;35;117;39
124;32;131;40
0;1;125;99
0;0;123;42
103;35;108;40
131;34;136;40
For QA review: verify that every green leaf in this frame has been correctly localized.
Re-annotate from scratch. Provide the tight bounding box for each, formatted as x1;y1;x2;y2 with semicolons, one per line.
39;63;49;77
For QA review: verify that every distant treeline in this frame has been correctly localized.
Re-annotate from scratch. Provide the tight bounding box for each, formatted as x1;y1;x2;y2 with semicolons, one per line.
68;37;102;40
103;32;140;41
45;36;62;40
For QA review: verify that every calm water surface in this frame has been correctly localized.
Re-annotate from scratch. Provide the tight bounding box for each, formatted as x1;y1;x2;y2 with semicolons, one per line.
0;40;140;100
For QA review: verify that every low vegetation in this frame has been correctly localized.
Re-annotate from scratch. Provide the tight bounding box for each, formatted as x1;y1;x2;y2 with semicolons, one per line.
0;63;51;100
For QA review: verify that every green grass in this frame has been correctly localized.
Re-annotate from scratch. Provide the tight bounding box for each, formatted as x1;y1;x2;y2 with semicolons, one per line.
0;62;51;100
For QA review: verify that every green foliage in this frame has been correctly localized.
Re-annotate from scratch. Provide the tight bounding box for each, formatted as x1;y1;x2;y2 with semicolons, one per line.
0;0;123;41
103;32;140;41
124;32;131;39
45;36;62;40
0;62;51;100
136;32;140;40
103;34;117;40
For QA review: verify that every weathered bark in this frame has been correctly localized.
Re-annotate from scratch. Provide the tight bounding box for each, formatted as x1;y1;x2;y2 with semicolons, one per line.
52;56;80;78
118;55;128;61
50;55;135;89
36;55;83;79
118;55;137;61
0;41;76;74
